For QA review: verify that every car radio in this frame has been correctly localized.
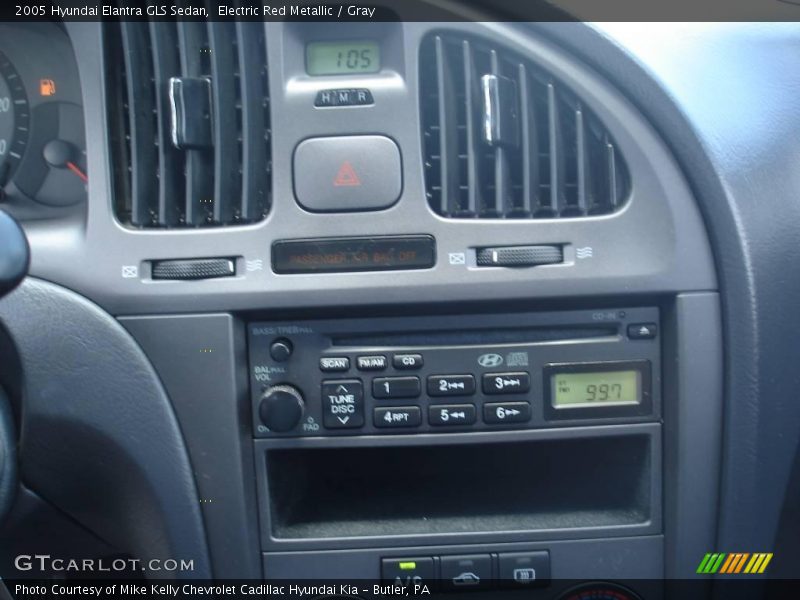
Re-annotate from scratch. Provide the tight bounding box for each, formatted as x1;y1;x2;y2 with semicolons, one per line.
248;307;660;437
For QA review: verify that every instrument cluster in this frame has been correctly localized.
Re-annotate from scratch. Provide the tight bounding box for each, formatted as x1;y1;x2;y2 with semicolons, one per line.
0;23;86;219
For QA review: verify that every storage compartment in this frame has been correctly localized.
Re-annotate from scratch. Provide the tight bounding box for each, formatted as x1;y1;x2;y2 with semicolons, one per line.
266;434;653;539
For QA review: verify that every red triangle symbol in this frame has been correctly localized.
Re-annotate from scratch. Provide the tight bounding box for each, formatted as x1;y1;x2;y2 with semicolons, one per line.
333;161;361;187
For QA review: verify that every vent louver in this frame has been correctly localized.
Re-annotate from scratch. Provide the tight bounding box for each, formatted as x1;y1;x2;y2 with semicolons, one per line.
106;21;271;228
420;33;629;219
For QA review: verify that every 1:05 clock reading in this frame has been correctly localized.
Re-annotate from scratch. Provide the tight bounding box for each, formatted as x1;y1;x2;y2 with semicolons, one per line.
306;40;380;76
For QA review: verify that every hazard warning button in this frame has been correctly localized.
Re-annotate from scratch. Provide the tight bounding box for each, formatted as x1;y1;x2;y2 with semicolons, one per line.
293;135;402;212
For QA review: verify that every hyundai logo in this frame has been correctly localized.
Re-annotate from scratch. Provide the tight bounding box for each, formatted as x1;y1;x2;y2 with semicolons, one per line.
477;353;504;367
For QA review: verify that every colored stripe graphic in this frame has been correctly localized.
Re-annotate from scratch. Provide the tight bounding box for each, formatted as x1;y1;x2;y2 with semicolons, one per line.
734;553;750;573
720;553;737;574
700;552;774;574
757;553;773;573
697;553;727;573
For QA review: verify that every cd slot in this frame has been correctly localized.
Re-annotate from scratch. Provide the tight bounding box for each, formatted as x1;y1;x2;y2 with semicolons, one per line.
331;325;617;348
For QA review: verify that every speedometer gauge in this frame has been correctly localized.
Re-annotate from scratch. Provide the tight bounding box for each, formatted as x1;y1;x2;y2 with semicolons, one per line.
0;50;30;186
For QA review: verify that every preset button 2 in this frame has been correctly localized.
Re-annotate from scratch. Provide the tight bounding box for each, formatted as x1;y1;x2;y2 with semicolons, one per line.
321;379;364;429
427;375;476;397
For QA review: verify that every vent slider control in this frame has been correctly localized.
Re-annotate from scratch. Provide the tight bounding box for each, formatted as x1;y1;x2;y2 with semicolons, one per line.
476;245;562;267
151;257;235;280
168;77;213;150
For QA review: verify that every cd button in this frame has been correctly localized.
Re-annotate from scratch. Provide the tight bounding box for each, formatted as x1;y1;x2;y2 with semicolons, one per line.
392;353;424;369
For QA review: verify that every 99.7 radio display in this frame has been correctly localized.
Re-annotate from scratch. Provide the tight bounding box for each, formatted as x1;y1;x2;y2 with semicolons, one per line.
551;369;640;409
306;40;380;75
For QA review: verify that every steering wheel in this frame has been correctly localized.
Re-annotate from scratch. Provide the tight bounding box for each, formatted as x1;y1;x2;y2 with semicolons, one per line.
0;209;28;523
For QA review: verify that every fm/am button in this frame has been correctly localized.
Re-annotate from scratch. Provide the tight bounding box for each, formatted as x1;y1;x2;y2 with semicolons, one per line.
322;379;364;429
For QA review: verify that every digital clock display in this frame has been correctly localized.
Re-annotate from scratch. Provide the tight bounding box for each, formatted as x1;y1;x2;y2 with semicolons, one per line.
306;40;380;76
551;369;640;409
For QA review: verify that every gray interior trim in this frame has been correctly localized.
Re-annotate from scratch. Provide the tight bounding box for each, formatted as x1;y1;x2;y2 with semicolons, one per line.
120;314;262;579
534;21;800;574
256;423;662;552
16;22;716;316
0;278;211;579
0;388;15;525
662;293;723;579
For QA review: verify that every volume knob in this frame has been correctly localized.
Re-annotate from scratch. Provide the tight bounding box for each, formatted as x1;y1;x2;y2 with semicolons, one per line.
259;385;305;432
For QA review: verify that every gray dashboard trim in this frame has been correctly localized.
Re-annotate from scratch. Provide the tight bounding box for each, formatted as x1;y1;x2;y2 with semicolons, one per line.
120;314;262;579
535;20;800;583
17;22;716;315
0;277;211;578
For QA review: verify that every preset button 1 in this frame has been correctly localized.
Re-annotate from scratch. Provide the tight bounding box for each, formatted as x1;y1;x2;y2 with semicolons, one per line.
373;377;421;399
321;379;364;429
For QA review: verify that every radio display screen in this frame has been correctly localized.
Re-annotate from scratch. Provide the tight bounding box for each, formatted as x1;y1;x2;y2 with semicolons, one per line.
306;40;380;76
551;369;640;409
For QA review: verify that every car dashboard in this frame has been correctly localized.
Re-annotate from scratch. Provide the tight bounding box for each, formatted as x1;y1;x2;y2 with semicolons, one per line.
0;11;799;600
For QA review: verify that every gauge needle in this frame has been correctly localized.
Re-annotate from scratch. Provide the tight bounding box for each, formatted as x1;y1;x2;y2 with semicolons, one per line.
66;161;88;183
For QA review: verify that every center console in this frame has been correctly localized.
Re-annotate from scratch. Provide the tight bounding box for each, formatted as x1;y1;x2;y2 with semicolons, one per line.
249;308;664;591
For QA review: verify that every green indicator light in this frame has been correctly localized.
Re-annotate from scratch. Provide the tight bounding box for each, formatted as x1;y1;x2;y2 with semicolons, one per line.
398;562;416;571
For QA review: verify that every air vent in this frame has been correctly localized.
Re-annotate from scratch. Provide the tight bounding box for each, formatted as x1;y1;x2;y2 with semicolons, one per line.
420;33;629;219
106;22;271;228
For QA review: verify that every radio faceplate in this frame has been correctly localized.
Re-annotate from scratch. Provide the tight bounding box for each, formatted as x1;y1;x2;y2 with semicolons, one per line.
248;307;660;437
